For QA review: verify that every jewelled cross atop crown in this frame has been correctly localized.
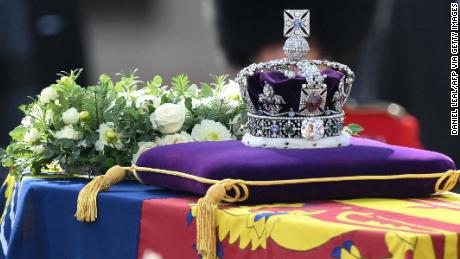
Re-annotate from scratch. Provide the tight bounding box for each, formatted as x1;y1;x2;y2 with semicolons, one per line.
237;10;355;149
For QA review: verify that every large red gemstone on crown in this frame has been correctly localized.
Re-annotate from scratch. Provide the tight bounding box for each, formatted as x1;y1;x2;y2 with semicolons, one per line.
305;92;323;112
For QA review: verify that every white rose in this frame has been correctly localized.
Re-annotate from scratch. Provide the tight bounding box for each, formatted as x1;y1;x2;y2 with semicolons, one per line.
150;103;186;134
23;128;40;143
54;126;82;140
39;87;59;103
191;120;232;141
156;131;193;146
132;141;157;163
30;145;45;154
62;107;80;125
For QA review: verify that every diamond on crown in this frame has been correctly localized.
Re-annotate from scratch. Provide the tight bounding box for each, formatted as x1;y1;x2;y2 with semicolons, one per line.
258;83;286;115
301;118;325;140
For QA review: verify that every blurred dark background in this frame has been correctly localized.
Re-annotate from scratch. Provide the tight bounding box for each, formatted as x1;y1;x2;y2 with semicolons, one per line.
1;0;459;170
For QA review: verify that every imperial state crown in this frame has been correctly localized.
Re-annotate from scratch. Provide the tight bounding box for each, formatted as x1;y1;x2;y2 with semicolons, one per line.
237;9;355;149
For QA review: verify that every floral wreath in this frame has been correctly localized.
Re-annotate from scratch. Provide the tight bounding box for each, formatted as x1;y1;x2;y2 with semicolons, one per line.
1;69;246;176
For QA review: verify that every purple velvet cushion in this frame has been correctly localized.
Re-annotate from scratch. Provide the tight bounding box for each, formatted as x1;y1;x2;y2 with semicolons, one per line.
135;138;456;202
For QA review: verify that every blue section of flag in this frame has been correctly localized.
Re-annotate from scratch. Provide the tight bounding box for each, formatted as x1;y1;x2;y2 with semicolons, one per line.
0;176;180;259
186;209;194;226
254;212;287;222
331;247;342;259
0;178;20;258
342;240;353;252
217;241;223;259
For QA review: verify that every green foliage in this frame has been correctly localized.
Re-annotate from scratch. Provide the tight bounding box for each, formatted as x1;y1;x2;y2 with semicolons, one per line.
0;69;247;177
9;126;27;141
171;74;190;97
344;123;364;136
82;84;112;129
210;75;228;92
194;98;243;128
199;83;213;98
146;75;163;95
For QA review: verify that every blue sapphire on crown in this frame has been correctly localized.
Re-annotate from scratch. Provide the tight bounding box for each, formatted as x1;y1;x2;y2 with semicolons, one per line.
294;19;302;29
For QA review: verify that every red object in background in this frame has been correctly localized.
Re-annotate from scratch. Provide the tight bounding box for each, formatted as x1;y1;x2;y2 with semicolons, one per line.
344;102;422;148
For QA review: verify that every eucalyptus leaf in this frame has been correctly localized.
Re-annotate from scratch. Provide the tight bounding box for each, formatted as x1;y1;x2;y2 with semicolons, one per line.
152;75;162;87
199;83;213;98
9;126;27;141
185;98;193;111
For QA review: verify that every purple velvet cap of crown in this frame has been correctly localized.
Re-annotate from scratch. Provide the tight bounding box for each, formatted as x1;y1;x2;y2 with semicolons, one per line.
246;68;344;114
135;138;457;202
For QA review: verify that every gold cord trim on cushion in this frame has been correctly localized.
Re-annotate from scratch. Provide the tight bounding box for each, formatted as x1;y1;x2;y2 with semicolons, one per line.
75;166;459;259
435;170;460;194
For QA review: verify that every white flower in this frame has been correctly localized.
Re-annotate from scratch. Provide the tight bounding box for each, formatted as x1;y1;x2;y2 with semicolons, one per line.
95;123;114;151
115;141;125;151
150;118;158;130
192;97;213;108
24;128;40;143
118;88;142;106
132;141;157;163
78;139;90;148
150;103;186;134
45;110;54;124
229;114;244;136
21;116;33;127
95;123;124;151
30;145;45;154
132;88;146;98
29;104;42;119
62;107;79;125
54;126;82;140
156;131;193;146
135;95;161;109
39;87;59;103
191;120;232;141
219;80;241;101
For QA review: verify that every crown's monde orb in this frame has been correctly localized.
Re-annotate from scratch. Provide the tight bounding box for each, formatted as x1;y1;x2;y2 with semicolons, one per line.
283;36;309;61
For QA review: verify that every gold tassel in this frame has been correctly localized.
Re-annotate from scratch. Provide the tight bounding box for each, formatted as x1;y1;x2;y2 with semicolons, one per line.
196;182;227;259
75;165;127;222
